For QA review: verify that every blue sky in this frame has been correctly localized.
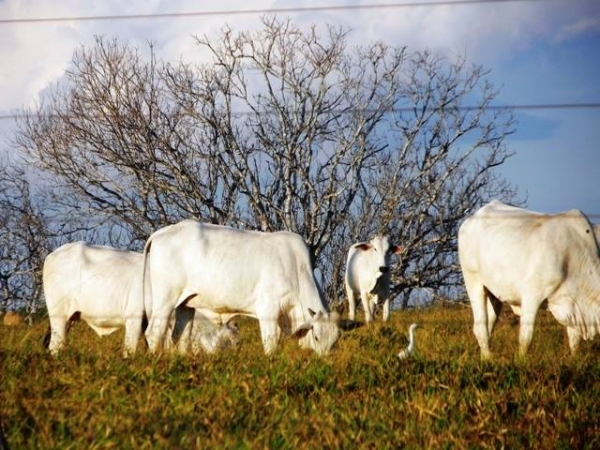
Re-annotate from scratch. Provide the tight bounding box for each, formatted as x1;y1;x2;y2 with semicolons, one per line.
496;26;600;215
1;0;599;218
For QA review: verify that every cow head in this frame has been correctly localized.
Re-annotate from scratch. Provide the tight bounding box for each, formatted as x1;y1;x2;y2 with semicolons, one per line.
201;321;240;354
356;235;402;277
293;308;340;356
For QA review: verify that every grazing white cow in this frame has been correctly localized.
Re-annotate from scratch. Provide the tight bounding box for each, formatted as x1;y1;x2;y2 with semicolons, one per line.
345;235;402;323
43;242;146;357
191;317;239;354
458;200;600;359
166;306;240;355
142;220;340;356
44;242;237;357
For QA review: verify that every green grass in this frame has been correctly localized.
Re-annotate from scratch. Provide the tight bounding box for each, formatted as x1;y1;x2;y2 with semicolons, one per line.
1;305;599;449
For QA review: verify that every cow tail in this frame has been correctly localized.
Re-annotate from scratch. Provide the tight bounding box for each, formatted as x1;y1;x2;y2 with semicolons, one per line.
142;236;154;320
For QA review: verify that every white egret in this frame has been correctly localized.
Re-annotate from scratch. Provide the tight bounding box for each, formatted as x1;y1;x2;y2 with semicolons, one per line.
397;323;419;359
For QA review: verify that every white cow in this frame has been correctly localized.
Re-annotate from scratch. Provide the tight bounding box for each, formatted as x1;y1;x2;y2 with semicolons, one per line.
458;200;600;359
43;242;238;357
345;235;402;323
166;306;239;355
43;242;146;357
142;220;340;356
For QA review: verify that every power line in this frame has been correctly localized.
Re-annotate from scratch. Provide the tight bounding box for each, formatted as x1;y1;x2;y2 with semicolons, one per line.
1;102;598;122
0;0;590;122
485;102;600;111
0;0;548;25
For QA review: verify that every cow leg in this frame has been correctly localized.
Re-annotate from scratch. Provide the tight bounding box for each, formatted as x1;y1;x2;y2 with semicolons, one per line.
566;327;582;354
258;315;280;355
346;281;357;321
48;315;68;355
146;304;174;353
146;317;169;353
123;316;143;358
361;291;374;323
485;290;503;336
382;298;391;322
517;296;543;357
463;273;491;359
370;293;379;320
173;306;195;355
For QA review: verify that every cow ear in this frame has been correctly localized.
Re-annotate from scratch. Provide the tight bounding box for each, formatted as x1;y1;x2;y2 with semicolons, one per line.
356;243;372;251
292;323;313;339
392;245;402;254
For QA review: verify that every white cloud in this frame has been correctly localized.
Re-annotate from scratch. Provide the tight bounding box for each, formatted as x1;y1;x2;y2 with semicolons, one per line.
0;0;597;112
0;0;274;110
311;1;557;65
555;17;600;43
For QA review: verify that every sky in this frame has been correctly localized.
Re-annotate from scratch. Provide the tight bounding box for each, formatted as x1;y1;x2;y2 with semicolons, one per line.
1;0;599;219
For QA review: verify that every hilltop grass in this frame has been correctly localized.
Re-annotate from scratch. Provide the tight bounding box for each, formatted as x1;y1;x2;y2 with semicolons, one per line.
1;305;599;449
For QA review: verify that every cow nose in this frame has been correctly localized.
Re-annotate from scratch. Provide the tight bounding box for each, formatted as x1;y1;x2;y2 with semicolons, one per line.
379;266;389;273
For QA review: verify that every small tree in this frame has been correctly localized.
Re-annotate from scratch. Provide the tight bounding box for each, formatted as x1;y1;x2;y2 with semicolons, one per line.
348;51;518;307
0;158;49;313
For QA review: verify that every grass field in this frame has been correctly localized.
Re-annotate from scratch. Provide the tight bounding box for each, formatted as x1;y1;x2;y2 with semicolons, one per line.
1;304;599;449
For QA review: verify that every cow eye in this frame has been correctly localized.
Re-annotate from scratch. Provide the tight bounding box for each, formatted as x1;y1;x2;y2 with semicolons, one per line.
314;335;319;342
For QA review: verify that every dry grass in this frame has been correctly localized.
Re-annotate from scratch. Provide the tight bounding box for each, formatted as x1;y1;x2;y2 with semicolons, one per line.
1;305;599;449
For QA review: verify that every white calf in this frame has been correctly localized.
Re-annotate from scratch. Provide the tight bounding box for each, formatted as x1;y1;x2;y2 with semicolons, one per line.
345;235;402;322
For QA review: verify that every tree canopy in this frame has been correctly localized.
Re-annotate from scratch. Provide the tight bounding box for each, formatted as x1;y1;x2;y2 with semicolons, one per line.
4;17;517;312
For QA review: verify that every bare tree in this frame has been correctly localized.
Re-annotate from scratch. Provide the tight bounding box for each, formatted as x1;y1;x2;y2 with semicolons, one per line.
11;17;517;310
